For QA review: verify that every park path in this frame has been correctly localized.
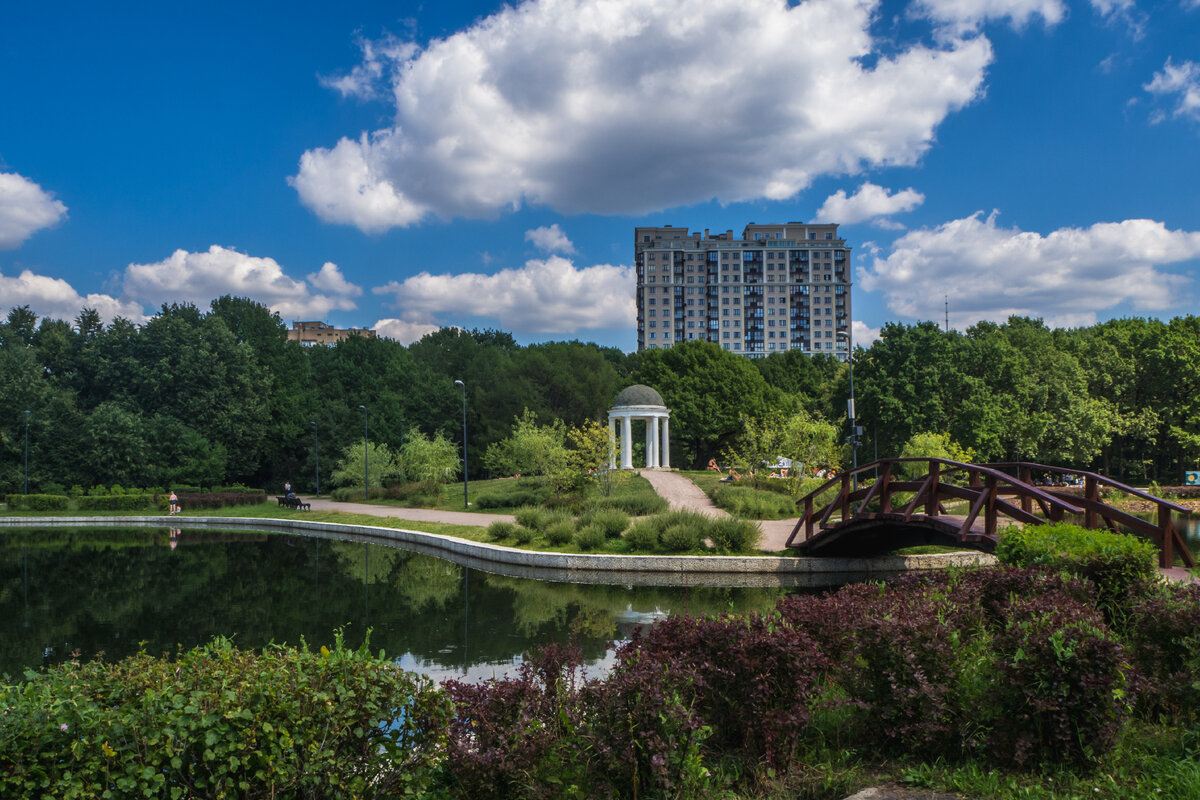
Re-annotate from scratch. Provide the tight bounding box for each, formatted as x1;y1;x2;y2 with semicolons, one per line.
637;469;799;552
304;497;514;526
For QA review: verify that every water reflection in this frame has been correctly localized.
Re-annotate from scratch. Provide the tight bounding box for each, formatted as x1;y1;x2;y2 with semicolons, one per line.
0;527;788;680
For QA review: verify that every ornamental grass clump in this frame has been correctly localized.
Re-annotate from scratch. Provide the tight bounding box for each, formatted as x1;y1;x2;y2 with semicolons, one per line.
708;516;762;552
573;522;605;551
485;520;517;541
543;519;575;545
578;507;630;538
624;518;661;551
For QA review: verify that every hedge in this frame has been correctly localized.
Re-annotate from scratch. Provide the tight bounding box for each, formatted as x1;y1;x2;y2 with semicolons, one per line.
4;493;69;511
0;634;450;799
77;494;157;511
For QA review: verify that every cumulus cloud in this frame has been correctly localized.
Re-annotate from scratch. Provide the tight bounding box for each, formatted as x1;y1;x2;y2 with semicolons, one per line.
1089;0;1146;38
319;35;418;100
373;318;447;344
913;0;1066;34
293;0;991;232
1145;59;1200;124
373;257;634;334
0;172;68;249
525;224;575;253
0;268;146;324
859;212;1200;328
852;319;882;347
816;183;925;224
122;245;363;318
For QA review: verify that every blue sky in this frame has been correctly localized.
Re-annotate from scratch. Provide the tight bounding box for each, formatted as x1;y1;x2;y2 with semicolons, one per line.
2;0;1198;350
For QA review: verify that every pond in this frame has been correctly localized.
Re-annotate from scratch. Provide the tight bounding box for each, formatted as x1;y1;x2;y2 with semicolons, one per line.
0;526;795;680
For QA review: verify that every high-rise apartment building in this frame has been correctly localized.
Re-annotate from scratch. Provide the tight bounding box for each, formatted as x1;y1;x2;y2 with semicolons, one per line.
635;222;851;359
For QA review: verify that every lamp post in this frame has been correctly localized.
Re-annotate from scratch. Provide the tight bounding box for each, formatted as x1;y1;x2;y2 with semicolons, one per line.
836;332;861;487
23;410;31;495
454;380;469;508
311;421;320;497
358;405;369;501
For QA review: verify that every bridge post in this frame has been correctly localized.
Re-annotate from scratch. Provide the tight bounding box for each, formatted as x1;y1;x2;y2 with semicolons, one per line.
1019;464;1032;514
840;473;852;522
879;463;892;512
805;497;814;541
1084;475;1098;529
1159;503;1174;569
985;475;998;536
925;461;939;517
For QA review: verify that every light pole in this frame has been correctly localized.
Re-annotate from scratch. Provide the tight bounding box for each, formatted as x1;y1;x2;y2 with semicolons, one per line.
23;410;31;495
836;333;861;486
358;405;369;501
454;380;469;508
311;421;320;497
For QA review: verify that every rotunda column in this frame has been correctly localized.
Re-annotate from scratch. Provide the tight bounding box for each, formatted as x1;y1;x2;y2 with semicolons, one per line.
649;416;660;468
661;416;670;469
609;416;617;469
621;415;633;469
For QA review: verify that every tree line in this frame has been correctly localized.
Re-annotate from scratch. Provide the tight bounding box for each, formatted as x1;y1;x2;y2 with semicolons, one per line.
2;298;1197;494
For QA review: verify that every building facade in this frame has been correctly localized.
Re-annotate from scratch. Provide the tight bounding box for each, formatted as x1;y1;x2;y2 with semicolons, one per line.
635;222;851;358
286;321;377;346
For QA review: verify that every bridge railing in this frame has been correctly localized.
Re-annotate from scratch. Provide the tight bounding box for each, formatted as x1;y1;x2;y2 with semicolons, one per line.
786;458;1194;568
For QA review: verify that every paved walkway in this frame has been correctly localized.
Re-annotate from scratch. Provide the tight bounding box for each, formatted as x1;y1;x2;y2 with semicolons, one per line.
304;475;801;552
305;497;514;525
637;470;799;551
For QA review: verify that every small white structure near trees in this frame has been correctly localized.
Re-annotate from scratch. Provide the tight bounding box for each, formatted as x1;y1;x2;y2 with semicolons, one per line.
607;384;671;470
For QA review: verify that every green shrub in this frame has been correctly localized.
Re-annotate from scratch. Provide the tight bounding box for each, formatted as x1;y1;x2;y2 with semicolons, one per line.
544;520;575;545
77;494;156;511
486;521;517;541
574;523;605;551
514;505;550;531
711;485;795;519
996;523;1158;622
4;493;69;511
579;508;630;538
512;525;536;545
384;481;440;507
0;633;451;799
709;517;762;552
624;519;661;551
588;493;668;516
661;523;702;552
68;485;85;497
331;486;387;502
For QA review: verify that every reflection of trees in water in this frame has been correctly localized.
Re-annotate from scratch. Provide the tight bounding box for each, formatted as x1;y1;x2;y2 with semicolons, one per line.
324;541;462;611
0;528;796;679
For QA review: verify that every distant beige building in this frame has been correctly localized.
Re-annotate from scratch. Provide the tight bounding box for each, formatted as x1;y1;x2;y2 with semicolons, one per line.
635;222;851;359
286;321;377;346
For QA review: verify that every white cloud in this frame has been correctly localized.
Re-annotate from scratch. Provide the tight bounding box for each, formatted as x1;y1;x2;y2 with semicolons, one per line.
0;268;146;324
0;172;68;249
859;212;1200;328
373;318;446;344
852;319;882;346
1145;59;1200;124
122;245;363;318
1090;0;1146;39
525;224;575;253
308;261;362;296
293;0;991;232
319;35;418;100
373;256;634;334
816;182;925;224
913;0;1066;34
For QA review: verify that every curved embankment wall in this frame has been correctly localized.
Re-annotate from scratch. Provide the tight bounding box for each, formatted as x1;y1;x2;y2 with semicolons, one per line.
0;516;997;588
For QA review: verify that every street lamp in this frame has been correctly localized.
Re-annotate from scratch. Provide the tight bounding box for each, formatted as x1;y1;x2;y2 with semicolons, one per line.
836;332;861;485
454;380;469;508
311;421;320;497
23;410;31;495
358;405;369;501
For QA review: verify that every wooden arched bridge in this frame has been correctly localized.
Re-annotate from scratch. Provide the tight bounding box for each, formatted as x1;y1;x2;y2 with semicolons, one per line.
786;458;1195;569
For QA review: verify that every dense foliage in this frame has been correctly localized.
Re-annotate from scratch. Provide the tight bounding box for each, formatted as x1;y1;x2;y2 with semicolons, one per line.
5;300;1200;493
5;556;1199;798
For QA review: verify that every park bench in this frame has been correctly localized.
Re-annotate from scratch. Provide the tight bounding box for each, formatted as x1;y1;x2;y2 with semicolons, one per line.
276;496;310;511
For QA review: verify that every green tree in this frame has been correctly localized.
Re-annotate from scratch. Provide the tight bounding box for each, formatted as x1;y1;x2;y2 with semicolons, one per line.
331;441;403;490
401;428;461;489
630;340;772;468
483;410;571;492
